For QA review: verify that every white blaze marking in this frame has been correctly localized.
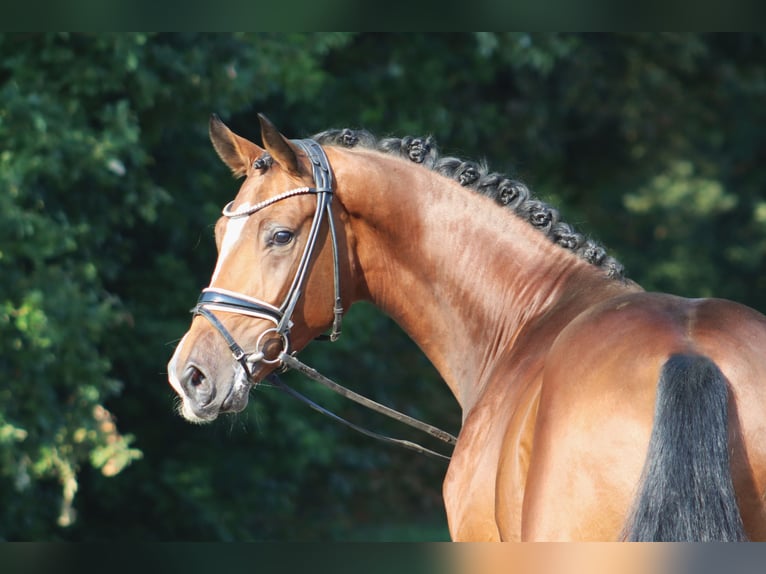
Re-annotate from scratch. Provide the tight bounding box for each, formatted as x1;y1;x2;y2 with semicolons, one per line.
210;205;251;284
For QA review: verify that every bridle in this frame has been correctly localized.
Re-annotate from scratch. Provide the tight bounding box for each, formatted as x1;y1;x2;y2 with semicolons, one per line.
191;138;456;460
192;138;343;376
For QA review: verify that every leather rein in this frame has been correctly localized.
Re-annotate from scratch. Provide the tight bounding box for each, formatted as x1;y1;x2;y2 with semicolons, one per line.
192;139;456;460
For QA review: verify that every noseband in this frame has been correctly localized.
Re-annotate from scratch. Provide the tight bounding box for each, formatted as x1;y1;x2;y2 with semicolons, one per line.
192;139;343;376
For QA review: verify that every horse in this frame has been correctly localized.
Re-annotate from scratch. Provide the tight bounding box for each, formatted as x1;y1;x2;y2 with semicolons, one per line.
167;113;766;541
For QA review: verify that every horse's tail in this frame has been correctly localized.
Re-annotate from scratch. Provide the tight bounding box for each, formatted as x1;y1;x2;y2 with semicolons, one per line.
623;353;747;541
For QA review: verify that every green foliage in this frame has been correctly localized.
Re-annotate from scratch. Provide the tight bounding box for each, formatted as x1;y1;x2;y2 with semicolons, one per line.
2;33;766;540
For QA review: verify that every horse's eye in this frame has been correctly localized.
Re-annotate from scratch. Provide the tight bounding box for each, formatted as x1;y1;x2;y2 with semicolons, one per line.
272;230;294;245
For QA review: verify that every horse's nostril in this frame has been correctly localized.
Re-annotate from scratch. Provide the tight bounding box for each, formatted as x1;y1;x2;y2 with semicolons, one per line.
189;366;205;387
179;364;217;415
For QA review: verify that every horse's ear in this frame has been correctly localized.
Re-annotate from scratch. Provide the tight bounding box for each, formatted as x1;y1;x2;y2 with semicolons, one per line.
209;114;264;178
258;113;303;176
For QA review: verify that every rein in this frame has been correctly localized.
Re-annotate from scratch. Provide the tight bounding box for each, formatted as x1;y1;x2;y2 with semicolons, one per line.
193;138;456;460
271;353;456;460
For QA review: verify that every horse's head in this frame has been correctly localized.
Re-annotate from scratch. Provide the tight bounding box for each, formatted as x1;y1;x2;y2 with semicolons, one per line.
168;114;347;423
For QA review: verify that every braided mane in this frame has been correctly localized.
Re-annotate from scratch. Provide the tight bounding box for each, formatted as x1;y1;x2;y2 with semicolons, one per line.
312;128;625;280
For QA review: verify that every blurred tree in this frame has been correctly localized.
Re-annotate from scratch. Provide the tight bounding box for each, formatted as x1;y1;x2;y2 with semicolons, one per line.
1;33;765;541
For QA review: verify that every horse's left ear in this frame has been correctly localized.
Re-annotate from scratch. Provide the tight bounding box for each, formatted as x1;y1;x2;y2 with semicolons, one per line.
209;114;265;178
258;114;303;176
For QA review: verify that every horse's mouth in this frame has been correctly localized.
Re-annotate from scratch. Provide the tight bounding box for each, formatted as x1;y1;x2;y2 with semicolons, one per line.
219;387;243;413
218;372;253;414
177;363;263;422
179;380;251;423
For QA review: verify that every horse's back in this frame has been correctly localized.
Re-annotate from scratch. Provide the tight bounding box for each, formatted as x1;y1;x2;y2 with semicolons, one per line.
517;292;766;540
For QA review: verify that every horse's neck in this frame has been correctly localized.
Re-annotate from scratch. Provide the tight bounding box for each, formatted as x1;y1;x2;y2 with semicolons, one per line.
335;150;634;410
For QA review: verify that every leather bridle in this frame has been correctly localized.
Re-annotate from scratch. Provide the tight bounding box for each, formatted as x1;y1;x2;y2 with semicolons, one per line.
190;138;456;459
192;138;343;376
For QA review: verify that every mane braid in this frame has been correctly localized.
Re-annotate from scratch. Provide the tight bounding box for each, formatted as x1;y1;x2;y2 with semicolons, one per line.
312;128;625;280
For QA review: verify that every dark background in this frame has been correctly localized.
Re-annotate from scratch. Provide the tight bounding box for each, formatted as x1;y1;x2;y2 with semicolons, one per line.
2;33;766;541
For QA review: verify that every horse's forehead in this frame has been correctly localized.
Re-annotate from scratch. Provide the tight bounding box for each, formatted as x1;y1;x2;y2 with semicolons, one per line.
211;206;252;284
232;172;275;206
210;177;271;281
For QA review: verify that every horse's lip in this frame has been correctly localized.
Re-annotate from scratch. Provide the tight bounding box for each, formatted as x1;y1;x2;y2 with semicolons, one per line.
219;382;237;412
219;375;254;413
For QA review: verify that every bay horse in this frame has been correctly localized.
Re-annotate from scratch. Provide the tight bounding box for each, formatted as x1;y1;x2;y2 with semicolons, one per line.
167;113;766;541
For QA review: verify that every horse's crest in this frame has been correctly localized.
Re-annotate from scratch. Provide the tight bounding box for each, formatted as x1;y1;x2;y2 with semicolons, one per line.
313;127;625;279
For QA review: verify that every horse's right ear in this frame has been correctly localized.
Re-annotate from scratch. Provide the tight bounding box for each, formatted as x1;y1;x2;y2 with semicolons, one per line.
209;114;265;178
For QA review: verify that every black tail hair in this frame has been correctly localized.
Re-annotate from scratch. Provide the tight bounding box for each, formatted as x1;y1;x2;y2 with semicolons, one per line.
624;354;747;541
